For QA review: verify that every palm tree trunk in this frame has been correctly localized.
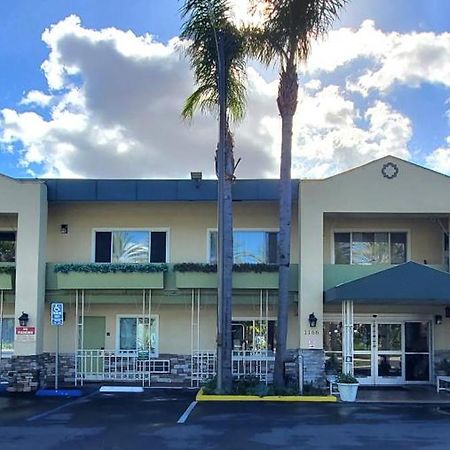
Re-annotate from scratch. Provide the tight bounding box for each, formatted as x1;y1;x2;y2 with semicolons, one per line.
274;64;298;388
221;129;234;393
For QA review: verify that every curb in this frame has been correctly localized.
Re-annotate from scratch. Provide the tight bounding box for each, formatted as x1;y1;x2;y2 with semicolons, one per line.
196;388;337;402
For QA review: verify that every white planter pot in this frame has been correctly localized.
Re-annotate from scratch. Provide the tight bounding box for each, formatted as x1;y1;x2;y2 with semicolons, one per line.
337;383;359;402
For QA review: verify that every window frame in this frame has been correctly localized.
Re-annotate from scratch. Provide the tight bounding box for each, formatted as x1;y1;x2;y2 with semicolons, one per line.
331;229;410;265
91;228;170;263
207;228;279;264
0;315;15;357
232;316;277;352
115;314;159;357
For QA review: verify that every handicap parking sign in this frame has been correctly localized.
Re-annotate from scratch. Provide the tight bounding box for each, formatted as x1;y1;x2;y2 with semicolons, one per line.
51;302;64;326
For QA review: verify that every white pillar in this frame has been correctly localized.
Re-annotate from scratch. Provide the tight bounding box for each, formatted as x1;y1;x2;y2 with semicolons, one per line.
342;300;354;375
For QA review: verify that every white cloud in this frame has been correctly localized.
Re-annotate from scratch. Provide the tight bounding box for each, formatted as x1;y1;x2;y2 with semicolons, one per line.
0;16;448;180
426;136;450;175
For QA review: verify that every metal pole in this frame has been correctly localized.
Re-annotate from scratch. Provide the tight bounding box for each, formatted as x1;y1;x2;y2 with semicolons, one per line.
216;30;227;394
148;289;152;387
55;325;59;391
75;289;78;386
0;290;4;372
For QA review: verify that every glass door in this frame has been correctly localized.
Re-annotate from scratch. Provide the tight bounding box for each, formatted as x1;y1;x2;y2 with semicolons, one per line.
354;323;374;385
376;323;403;384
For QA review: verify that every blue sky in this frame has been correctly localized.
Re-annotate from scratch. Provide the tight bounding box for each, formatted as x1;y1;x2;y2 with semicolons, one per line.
0;0;450;179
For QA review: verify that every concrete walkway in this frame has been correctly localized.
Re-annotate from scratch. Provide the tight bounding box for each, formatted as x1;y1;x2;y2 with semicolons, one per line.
356;385;450;403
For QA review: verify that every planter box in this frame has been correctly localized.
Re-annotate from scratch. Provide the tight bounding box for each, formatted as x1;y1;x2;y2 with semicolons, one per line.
337;383;359;402
174;265;299;290
55;271;165;290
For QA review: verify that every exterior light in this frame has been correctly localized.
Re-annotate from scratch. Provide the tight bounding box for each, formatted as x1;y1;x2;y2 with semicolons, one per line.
308;313;318;328
18;312;29;327
60;224;69;234
435;315;443;325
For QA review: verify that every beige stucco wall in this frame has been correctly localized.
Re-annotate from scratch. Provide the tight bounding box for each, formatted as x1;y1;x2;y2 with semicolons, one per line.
43;301;299;354
323;216;446;265
300;157;450;350
47;201;299;264
0;175;47;355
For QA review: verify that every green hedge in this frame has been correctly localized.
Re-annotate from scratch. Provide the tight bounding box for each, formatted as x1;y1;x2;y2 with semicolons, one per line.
54;263;168;274
173;263;279;273
0;266;15;274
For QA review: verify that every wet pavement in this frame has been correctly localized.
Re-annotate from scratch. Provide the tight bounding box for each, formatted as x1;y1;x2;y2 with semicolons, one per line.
1;388;450;449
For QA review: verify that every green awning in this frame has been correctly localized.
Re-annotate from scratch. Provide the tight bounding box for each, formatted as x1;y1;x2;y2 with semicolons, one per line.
324;261;450;304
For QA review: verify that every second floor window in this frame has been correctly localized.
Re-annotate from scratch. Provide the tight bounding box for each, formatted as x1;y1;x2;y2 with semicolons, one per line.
0;232;15;262
334;231;407;265
94;230;167;263
209;230;278;264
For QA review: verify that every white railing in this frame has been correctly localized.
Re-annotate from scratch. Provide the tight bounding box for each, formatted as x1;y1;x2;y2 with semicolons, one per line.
76;350;170;385
191;350;275;387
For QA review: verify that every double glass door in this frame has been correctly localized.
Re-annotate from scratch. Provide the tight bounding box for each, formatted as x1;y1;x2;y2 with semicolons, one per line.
354;321;430;385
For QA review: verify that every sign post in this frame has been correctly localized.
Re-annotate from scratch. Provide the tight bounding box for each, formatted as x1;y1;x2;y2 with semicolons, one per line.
51;303;64;391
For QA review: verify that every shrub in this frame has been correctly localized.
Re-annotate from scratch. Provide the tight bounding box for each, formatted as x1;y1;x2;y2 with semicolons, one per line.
336;372;358;384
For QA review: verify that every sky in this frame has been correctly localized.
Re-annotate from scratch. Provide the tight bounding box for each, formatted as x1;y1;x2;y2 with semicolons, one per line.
0;0;450;180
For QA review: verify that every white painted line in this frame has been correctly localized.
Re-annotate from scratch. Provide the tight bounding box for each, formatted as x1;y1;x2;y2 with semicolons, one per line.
27;390;99;422
99;386;144;393
177;401;198;424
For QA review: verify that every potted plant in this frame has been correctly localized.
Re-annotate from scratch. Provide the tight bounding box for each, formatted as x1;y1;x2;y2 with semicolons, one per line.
336;372;359;402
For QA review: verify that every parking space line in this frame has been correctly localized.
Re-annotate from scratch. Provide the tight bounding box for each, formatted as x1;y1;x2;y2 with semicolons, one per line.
26;390;99;422
177;401;198;424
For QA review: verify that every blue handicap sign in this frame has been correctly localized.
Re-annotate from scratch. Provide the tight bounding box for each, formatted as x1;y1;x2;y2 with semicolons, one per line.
51;303;64;326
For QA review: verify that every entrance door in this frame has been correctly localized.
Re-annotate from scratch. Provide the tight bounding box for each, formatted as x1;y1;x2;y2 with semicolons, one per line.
376;323;403;384
353;320;431;385
83;316;106;349
354;321;403;385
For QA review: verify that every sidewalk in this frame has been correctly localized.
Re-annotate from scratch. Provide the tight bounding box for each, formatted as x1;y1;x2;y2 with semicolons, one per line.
356;385;450;404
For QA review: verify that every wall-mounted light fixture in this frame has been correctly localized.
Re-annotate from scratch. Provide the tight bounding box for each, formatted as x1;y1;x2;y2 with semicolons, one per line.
18;312;29;327
190;172;202;188
308;312;318;328
435;315;443;325
60;224;69;234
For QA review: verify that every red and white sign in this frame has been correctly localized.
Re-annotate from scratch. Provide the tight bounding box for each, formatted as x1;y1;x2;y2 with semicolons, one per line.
15;326;36;342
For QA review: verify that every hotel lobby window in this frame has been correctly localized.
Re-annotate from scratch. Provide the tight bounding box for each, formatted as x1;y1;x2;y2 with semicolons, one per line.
334;232;407;264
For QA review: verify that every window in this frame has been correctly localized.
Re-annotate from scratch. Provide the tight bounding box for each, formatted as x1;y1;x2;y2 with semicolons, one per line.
0;318;14;353
232;320;276;351
0;232;15;262
334;232;407;265
209;230;278;264
94;230;167;263
117;316;158;356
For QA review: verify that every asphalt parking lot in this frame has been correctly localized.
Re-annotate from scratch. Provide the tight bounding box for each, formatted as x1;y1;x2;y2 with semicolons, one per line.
1;388;450;449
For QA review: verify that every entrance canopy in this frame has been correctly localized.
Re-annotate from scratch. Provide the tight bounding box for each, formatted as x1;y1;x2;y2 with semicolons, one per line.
324;261;450;304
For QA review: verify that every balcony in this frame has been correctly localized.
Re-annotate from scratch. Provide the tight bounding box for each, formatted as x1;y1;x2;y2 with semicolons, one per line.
324;263;448;291
47;263;166;290
46;263;299;291
0;262;14;290
173;263;299;290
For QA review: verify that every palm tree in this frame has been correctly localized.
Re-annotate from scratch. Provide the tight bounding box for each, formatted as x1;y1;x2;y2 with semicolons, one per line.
180;0;248;393
251;0;347;387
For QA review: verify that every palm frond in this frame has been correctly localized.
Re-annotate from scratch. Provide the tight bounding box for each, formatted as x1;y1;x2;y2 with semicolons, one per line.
180;0;248;123
251;0;347;65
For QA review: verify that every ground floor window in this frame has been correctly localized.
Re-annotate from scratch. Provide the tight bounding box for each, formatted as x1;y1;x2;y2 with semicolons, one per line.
0;317;14;354
117;315;159;357
232;319;276;351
